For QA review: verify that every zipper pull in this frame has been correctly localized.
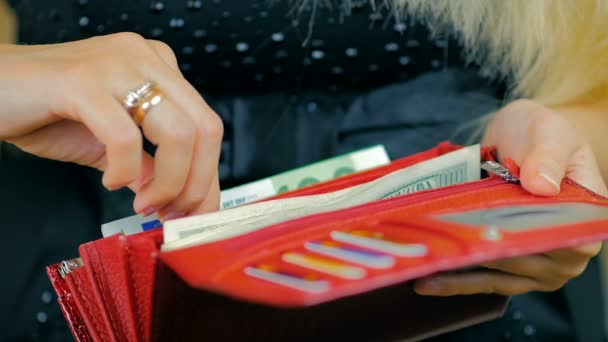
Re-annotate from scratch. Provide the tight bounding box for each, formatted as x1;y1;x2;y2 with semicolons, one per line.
481;161;520;184
58;258;84;279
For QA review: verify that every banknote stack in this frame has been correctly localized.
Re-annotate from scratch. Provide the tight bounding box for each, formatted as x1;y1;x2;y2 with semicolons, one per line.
162;145;480;251
102;144;481;251
101;145;390;237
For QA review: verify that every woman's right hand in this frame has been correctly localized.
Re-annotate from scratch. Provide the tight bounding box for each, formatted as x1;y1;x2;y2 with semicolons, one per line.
0;32;224;220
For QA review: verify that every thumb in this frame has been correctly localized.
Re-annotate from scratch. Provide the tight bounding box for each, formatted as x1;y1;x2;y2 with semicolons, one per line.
519;117;581;197
519;147;567;197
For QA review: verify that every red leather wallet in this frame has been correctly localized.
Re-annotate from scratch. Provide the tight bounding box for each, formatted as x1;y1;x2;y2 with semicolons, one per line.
47;142;608;341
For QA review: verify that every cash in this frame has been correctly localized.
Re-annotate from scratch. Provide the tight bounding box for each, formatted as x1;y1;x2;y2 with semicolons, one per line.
161;145;480;251
219;145;390;209
101;145;389;237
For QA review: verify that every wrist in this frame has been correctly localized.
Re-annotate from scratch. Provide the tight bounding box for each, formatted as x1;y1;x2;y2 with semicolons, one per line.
0;44;57;139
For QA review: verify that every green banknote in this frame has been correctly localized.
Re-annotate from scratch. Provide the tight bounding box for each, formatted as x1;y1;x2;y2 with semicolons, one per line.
219;145;390;209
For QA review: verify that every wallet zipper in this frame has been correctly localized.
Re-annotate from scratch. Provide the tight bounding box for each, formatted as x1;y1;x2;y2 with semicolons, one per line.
325;161;520;219
340;161;521;215
58;258;84;279
480;161;520;184
231;162;521;246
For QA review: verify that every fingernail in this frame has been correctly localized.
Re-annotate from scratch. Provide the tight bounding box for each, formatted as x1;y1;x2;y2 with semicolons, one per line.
104;183;120;191
140;207;157;217
162;211;185;221
538;172;561;192
102;175;120;191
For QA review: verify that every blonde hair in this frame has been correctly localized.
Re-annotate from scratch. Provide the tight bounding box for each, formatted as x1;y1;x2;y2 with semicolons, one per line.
396;0;608;106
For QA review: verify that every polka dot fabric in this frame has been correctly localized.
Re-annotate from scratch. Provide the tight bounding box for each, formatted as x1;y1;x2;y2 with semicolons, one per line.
9;0;464;95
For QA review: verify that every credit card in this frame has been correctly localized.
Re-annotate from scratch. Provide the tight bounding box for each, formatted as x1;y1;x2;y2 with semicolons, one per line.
282;252;366;280
331;230;428;257
304;240;395;269
101;214;162;237
244;264;330;293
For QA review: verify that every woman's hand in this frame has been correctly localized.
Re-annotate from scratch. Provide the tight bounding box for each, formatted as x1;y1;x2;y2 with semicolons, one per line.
0;33;223;220
414;99;607;296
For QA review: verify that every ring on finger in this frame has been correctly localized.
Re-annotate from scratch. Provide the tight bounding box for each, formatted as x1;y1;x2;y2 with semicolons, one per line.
121;82;165;125
122;81;154;109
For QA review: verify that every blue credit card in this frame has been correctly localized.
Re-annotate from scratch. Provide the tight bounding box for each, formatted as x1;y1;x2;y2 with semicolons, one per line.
101;214;162;237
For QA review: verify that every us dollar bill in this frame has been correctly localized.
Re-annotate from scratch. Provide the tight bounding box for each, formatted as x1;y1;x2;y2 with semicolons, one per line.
161;145;480;251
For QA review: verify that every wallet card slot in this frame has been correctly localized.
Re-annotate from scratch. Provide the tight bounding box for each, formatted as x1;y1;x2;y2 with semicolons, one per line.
304;240;396;269
434;202;608;233
281;252;367;280
330;230;428;257
244;264;331;293
159;177;608;307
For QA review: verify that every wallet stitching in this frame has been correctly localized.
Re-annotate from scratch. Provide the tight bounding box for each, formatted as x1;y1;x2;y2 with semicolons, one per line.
127;242;146;340
59;280;91;341
72;272;108;342
89;245;126;341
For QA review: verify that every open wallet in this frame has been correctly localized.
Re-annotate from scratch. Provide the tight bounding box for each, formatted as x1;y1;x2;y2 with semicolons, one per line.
46;142;608;342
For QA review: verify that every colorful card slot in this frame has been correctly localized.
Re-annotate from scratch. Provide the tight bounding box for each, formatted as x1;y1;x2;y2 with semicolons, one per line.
330;230;428;257
362;223;469;260
304;241;395;269
244;265;330;293
282;252;367;280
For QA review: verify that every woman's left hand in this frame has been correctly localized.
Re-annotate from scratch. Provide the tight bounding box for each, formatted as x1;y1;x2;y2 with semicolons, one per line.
414;99;608;296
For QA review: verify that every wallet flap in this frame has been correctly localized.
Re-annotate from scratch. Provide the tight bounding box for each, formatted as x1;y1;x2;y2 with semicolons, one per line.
79;235;138;342
160;178;608;307
65;265;117;342
124;229;164;342
46;264;93;342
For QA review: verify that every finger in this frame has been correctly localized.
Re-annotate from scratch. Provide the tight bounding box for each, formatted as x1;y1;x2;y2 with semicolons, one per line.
159;172;221;221
545;242;602;262
146;40;179;71
141;53;224;219
90;149;155;192
413;271;540;296
70;88;142;190
561;144;608;196
188;173;221;215
133;97;196;215
148;39;209;219
126;152;155;193
519;111;582;196
481;255;556;280
155;113;223;219
158;171;220;220
4;120;107;167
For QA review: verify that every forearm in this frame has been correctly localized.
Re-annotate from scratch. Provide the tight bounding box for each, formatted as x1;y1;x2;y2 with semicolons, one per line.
553;98;608;183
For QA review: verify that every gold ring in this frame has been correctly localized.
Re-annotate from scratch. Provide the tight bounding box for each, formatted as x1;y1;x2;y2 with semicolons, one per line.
122;82;164;125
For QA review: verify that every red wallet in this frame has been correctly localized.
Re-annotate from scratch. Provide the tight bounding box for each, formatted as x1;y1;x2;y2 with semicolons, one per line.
47;142;608;341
